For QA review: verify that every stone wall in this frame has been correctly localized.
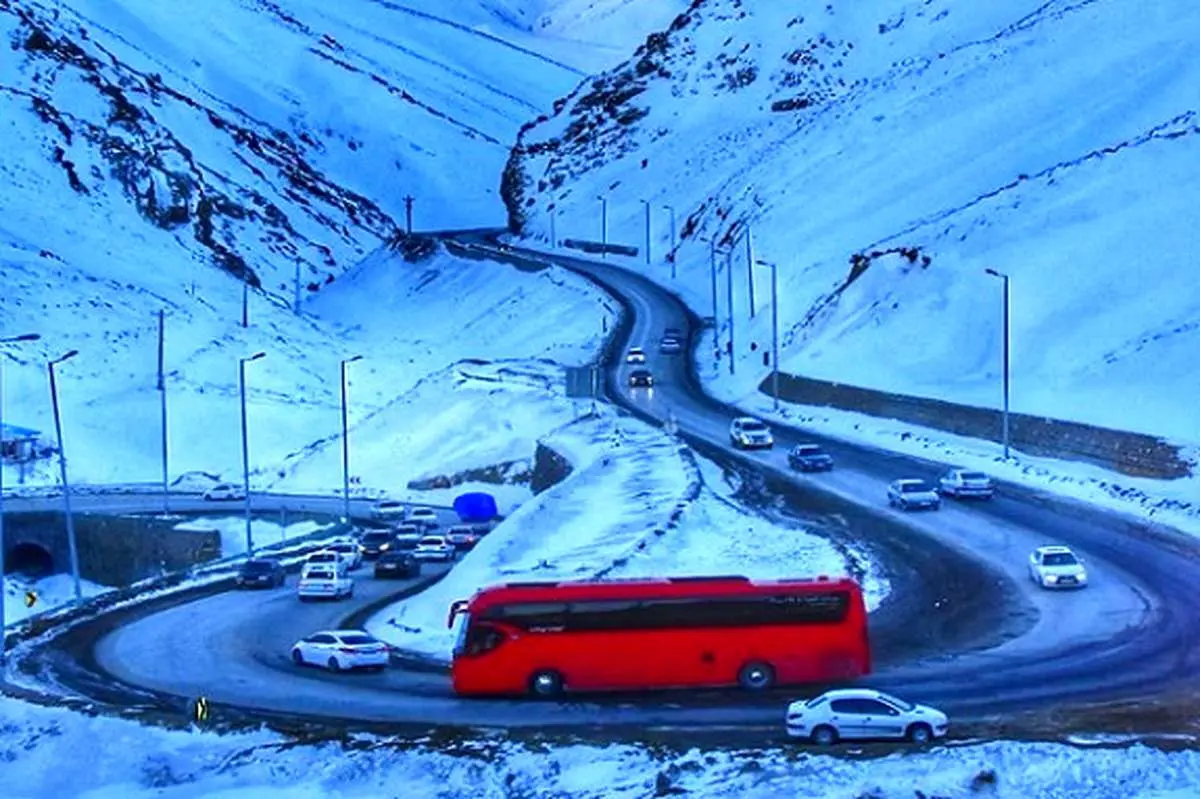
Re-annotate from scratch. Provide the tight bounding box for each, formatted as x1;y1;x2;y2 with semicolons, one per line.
759;373;1192;480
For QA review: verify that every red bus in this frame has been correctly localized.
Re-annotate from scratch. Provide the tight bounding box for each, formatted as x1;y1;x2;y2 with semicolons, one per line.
446;575;870;697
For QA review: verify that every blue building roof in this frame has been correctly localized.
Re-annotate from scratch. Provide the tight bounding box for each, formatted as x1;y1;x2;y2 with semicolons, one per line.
1;422;41;439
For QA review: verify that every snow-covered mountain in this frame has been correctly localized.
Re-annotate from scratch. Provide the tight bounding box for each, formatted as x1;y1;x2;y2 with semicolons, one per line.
507;0;1200;445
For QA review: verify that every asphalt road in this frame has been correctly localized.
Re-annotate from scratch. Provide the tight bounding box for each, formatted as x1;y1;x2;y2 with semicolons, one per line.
2;491;451;517
21;238;1200;737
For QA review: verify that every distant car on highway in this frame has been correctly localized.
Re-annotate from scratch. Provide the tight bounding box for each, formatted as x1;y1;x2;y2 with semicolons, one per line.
235;558;285;589
729;417;774;450
446;525;481;551
414;535;455;562
628;368;654;388
887;479;941;511
786;689;949;745
203;483;244;501
296;567;354;601
937;468;995;499
625;347;647;364
290;629;389;671
407;507;439;529
302;550;351;576
374;551;421;579
659;335;683;354
324;540;363;571
370;499;406;520
391;524;423;549
788;444;834;472
359;530;399;560
1029;546;1088;589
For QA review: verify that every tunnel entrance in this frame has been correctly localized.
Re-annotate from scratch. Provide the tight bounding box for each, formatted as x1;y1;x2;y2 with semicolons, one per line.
6;542;54;578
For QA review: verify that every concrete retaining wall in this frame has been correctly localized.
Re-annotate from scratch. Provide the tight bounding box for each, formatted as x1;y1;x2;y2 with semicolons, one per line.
759;373;1192;480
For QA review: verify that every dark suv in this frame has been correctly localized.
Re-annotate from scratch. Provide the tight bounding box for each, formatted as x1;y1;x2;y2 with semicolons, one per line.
788;444;834;472
236;558;285;589
374;551;421;579
359;529;398;560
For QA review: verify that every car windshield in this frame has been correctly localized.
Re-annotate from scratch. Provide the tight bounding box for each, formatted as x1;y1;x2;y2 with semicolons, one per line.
380;552;408;562
377;502;400;509
242;560;275;573
1043;552;1078;566
961;472;989;481
901;481;931;492
309;553;335;561
420;537;443;546
740;420;766;431
797;446;822;455
338;633;377;646
412;509;434;517
363;532;393;544
878;692;915;712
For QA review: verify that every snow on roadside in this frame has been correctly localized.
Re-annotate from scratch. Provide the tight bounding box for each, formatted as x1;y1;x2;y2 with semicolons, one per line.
172;517;338;558
367;411;882;660
3;573;107;626
4;691;1200;798
728;391;1200;537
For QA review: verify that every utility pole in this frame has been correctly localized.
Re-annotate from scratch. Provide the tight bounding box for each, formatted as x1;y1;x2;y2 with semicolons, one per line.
241;281;248;328
48;349;82;600
157;311;169;516
403;195;414;235
1;332;41;669
599;196;608;259
663;204;677;279
549;208;556;247
641;200;651;264
725;247;735;376
239;352;266;554
293;261;302;316
745;225;756;319
708;237;719;355
340;355;362;523
985;269;1012;459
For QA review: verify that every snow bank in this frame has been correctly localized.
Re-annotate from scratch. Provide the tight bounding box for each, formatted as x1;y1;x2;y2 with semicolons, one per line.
3;573;108;626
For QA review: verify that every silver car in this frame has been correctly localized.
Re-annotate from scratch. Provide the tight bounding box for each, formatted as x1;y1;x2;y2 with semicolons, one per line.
786;689;949;745
413;535;455;562
887;479;941;510
937;468;994;499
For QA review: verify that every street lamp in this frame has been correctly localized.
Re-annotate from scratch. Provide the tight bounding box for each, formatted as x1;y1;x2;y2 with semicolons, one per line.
47;349;82;601
639;199;651;264
756;260;781;410
340;355;362;523
662;204;677;278
985;268;1011;459
1;332;40;669
597;195;608;259
239;352;266;554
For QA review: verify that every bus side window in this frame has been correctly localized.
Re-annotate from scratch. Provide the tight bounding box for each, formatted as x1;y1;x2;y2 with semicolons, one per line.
464;624;505;656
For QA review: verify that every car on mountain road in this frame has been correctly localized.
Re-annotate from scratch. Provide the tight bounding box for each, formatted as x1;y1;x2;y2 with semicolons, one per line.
414;535;455;562
374;551;421;579
938;468;995;499
625;347;647;364
788;444;834;472
202;483;244;501
296;568;354;601
786;689;949;745
407;507;439;528
1029;546;1088;589
290;630;390;672
628;368;654;388
369;499;406;520
235;558;285;589
730;417;774;450
887;479;941;511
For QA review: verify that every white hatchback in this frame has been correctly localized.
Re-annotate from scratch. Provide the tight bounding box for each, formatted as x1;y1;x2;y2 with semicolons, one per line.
414;535;455;562
1029;545;1088;589
203;483;244;501
290;629;390;672
296;567;354;601
786;688;949;745
407;507;439;528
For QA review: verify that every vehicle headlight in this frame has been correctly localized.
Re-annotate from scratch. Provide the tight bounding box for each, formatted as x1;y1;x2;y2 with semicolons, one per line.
380;543;390;551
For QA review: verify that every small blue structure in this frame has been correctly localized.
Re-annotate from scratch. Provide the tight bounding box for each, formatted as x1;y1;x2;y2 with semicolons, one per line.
1;422;41;462
454;491;498;523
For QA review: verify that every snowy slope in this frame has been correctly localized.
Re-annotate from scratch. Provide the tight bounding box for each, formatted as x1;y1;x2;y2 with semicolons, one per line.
506;0;1200;446
5;691;1200;797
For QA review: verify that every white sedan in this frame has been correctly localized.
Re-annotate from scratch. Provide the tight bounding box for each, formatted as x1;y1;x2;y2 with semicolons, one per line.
324;540;363;571
202;483;244;501
407;507;439;528
296;567;354;601
290;629;390;672
1029;545;1088;589
786;689;949;745
887;479;941;510
937;468;995;499
414;535;455;562
625;347;647;364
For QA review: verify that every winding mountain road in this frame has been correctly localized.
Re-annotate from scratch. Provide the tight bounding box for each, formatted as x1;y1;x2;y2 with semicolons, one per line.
13;238;1200;740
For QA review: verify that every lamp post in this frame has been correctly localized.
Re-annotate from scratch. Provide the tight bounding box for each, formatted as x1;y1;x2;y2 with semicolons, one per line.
640;199;651;264
340;355;362;523
662;204;677;279
725;247;735;376
985;268;1011;459
598;196;608;259
157;310;169;516
239;352;266;554
744;225;756;319
549;207;557;247
756;260;780;410
47;349;82;601
1;332;40;669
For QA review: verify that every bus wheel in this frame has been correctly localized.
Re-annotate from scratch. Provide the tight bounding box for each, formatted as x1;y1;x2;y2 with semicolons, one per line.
528;670;564;698
737;661;775;691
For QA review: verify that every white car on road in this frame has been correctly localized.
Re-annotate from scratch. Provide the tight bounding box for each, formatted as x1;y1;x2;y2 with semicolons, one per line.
324;540;363;571
1029;545;1088;589
203;483;244;501
414;535;455;562
370;499;406;520
296;567;354;601
290;629;390;672
407;507;439;528
937;468;995;499
303;550;351;575
786;689;949;745
625;347;647;364
729;417;774;450
887;479;941;511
